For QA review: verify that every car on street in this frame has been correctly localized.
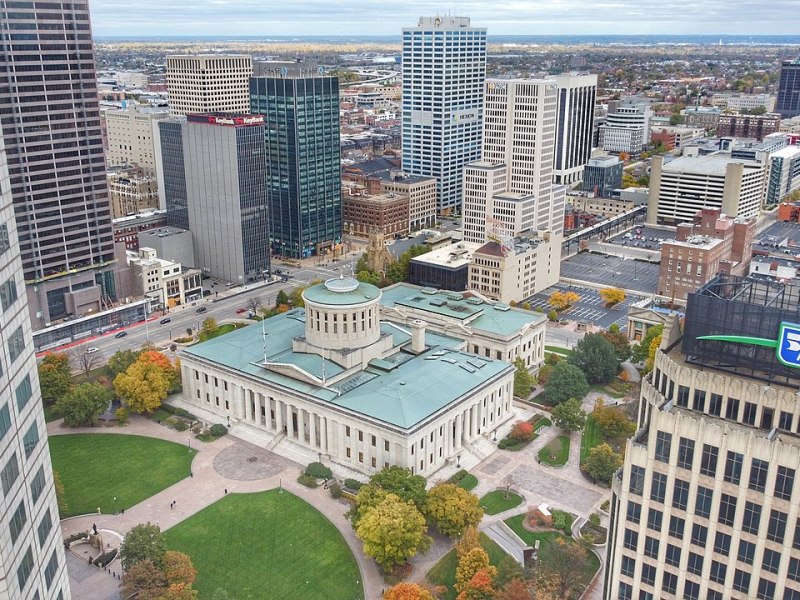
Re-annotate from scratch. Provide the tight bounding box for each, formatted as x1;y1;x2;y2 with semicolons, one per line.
196;306;207;313
235;307;247;314
160;317;171;324
85;347;99;354
115;331;127;339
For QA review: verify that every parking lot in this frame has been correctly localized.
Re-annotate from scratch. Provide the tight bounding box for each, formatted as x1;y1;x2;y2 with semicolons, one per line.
526;282;646;331
754;221;800;254
559;252;660;295
606;224;676;252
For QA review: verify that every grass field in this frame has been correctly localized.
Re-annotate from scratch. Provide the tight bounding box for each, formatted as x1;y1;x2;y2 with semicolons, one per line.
426;533;510;600
545;345;573;356
580;414;603;464
165;490;362;600
49;434;195;517
456;473;478;491
479;490;523;515
538;435;570;466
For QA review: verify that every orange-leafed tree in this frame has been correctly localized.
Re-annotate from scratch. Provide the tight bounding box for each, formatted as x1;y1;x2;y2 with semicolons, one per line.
456;569;496;600
383;582;436;600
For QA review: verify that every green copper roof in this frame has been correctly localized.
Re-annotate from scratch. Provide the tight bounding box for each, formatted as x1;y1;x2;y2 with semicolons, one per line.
302;276;381;306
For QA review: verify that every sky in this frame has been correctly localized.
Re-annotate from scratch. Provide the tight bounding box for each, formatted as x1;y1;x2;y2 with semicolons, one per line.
89;0;800;38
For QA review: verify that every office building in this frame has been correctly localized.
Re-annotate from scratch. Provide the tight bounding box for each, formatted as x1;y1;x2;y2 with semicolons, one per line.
128;247;202;309
104;106;169;176
553;73;598;188
649;126;705;150
766;145;800;206
647;154;766;225
657;208;755;300
343;191;409;239
582;156;623;197
0;1;118;327
683;107;722;130
710;93;777;113
250;67;341;259
107;168;160;219
777;57;800;119
178;278;546;476
599;102;653;154
717;113;781;141
0;137;70;598
401;16;487;215
166;55;253;116
379;172;437;232
157;114;271;284
112;210;168;252
408;242;480;291
605;273;800;600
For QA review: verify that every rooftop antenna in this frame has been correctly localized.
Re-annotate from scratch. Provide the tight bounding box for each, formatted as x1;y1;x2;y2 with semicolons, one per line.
262;318;268;364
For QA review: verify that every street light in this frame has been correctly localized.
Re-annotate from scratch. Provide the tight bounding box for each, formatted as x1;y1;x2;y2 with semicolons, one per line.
188;436;192;452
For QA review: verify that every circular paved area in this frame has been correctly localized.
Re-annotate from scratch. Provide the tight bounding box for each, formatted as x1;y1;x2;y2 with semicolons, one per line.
212;439;286;480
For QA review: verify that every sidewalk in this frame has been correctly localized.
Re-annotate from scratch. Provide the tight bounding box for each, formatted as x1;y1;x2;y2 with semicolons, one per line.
50;416;381;600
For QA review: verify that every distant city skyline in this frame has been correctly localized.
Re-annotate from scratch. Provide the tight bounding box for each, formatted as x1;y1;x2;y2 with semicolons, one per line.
89;1;800;37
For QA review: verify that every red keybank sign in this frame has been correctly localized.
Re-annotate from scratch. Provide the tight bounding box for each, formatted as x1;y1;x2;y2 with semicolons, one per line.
187;114;265;127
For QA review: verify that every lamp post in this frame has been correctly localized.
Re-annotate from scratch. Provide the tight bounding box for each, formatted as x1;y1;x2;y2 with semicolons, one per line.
187;436;192;452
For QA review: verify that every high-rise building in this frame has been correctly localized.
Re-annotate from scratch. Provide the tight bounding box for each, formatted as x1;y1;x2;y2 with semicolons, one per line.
776;57;800;119
582;156;623;198
0;137;70;599
166;55;253;116
250;67;341;259
605;273;800;600
104;106;170;177
599;102;653;155
553;73;597;188
462;79;566;301
0;1;118;328
156;114;270;284
401;16;486;215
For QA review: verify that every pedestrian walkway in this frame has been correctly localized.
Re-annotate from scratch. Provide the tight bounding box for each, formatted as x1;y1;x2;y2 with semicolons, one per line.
49;415;382;600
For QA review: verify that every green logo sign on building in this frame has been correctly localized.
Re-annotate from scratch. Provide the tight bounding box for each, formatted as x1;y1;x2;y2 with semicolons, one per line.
698;321;800;368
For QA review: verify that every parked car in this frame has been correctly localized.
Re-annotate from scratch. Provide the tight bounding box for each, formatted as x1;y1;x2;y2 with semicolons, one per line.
115;331;127;339
196;306;207;313
160;317;171;324
235;308;247;314
85;347;99;354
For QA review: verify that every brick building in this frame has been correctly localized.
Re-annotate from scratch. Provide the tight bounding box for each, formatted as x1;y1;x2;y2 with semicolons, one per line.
717;112;781;141
343;191;410;239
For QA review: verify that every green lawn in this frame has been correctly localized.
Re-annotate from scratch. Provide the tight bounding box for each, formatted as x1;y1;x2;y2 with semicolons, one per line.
580;414;603;464
479;490;523;515
545;345;573;356
504;514;600;597
538;435;570;466
456;474;478;491
589;383;626;399
165;490;362;600
49;434;195;517
198;323;238;342
427;533;509;600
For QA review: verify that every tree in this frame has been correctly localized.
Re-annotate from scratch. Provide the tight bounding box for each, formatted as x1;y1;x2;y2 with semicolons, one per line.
55;382;112;427
456;525;480;557
632;324;662;363
355;493;431;570
537;537;588;599
73;346;99;378
543;362;589;406
599;329;631;362
424;482;483;538
497;579;533;600
275;290;289;308
593;399;636;439
509;420;534;442
457;569;496;600
599;288;625;306
455;547;497;593
120;523;167;571
163;551;196;587
350;484;388;526
105;349;141;380
160;584;199;600
551;398;586;433
568;333;619;384
114;357;171;414
645;333;662;373
513;358;534;398
246;296;262;315
139;350;177;389
383;583;436;600
582;443;623;484
548;291;579;312
199;317;218;340
53;470;67;516
38;352;73;405
121;560;167;600
369;465;428;512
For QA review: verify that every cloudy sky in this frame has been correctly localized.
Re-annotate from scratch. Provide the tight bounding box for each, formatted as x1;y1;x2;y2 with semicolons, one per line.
89;0;799;37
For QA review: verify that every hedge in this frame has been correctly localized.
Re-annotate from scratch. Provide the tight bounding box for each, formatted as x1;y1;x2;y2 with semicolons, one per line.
304;462;332;479
297;474;319;488
64;532;88;549
93;548;117;568
209;423;228;437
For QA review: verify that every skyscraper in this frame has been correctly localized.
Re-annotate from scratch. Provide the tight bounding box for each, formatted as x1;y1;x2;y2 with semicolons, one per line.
776;57;800;119
156;114;271;284
553;73;598;188
250;66;341;259
605;274;800;600
166;55;253;116
0;137;70;599
0;2;117;327
401;16;486;216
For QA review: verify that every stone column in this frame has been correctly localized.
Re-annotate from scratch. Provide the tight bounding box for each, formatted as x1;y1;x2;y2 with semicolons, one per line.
320;416;328;452
276;400;284;433
297;409;306;444
309;413;317;449
455;413;463;449
286;404;294;438
244;390;252;422
469;406;477;440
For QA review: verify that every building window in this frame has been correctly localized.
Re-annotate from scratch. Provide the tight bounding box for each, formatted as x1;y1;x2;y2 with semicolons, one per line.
358;452;363;463
44;549;58;590
695;486;713;518
762;548;781;574
710;560;727;583
700;444;718;476
623;528;638;550
654;432;671;462
665;543;680;566
684;580;700;600
1;453;20;496
677;437;694;470
750;458;769;492
709;393;722;416
676;385;689;407
0;403;11;442
690;523;707;547
767;509;787;543
626;501;641;524
742;501;762;534
9;500;27;544
345;426;350;437
643;536;659;558
384;440;389;452
661;571;678;595
0;277;17;312
687;552;703;575
756;578;776;600
23;423;39;458
621;554;635;577
733;570;751;594
619;583;632;600
743;401;757;425
776;466;795;500
668;515;684;539
724;451;743;484
650;472;667;503
725;397;740;420
789;557;800;582
714;531;731;555
692;389;705;411
358;431;363;442
17;546;34;592
738;539;755;564
647;508;662;531
640;562;656;585
37;509;53;548
15;376;32;412
30;467;45;505
629;465;645;495
672;479;689;510
779;410;793;431
346;448;351;458
7;325;24;364
718;494;737;526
